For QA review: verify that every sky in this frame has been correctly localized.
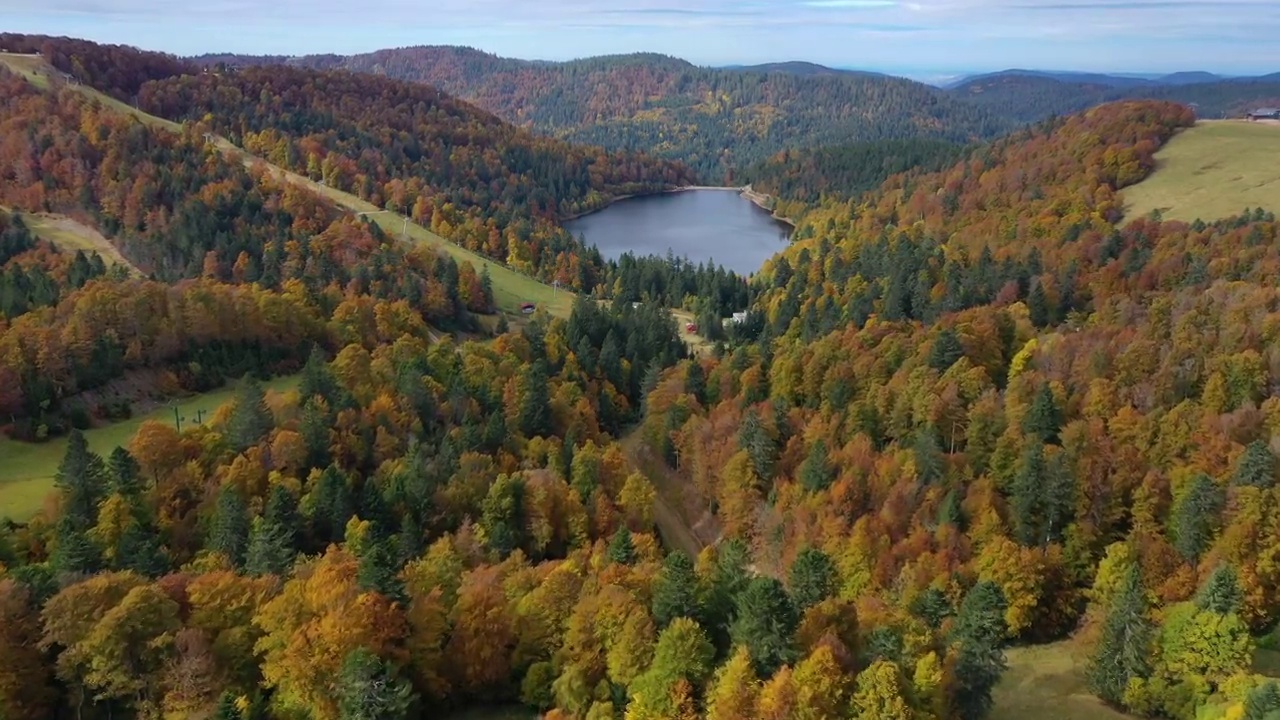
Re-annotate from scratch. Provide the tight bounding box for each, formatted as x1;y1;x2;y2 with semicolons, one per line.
5;0;1278;81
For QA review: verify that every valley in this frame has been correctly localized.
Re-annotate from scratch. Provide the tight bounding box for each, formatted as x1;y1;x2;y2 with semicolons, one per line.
3;30;1280;720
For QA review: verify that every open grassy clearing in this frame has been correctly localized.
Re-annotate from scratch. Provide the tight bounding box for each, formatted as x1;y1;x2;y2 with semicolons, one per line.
19;211;140;273
0;374;300;522
1124;120;1280;223
0;52;571;319
992;642;1132;720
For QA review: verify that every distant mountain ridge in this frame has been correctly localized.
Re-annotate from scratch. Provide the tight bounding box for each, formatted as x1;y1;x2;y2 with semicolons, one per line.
188;46;1012;181
942;68;1264;88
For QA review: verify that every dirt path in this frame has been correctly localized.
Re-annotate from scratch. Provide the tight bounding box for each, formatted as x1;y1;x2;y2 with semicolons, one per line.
619;425;718;558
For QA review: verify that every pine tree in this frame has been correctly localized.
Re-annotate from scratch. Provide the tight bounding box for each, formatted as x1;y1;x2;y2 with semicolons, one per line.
481;473;525;558
910;587;953;627
116;522;170;577
211;692;241;720
1086;565;1152;706
913;426;944;485
730;577;798;676
1169;474;1225;562
244;515;296;577
799;439;835;493
1022;383;1062;444
1233;440;1276;488
107;447;143;496
264;484;300;551
51;515;101;576
938;487;964;528
1195;564;1243;615
686;359;707;406
337;647;416;720
1244;681;1280;720
518;360;553;438
652;550;701;628
1028;281;1051;328
208;486;250;566
608;527;636;565
311;465;353;548
227;375;273;453
788;547;837;611
300;399;332;470
951;580;1008;720
929;327;965;370
738;410;777;482
358;535;406;602
55;430;106;531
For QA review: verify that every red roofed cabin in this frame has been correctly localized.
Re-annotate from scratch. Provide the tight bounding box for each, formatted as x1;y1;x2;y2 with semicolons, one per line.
686;322;698;334
520;302;536;314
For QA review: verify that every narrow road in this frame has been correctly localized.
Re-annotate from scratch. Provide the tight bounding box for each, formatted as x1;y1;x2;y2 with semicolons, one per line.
619;425;715;558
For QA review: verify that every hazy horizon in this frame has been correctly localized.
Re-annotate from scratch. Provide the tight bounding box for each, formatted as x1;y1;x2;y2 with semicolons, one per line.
7;0;1279;79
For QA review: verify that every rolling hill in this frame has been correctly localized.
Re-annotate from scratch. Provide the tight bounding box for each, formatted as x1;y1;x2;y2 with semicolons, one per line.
189;46;1014;181
950;69;1280;124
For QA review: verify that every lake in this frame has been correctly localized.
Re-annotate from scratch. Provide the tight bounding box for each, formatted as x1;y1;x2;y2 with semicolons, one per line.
565;189;792;276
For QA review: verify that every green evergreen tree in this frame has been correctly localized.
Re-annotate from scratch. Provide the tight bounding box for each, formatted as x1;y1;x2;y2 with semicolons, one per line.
227;375;274;453
1086;565;1152;706
1195;564;1243;615
1169;473;1225;562
729;577;798;676
1028;281;1051;328
54;429;106;531
1233;440;1276;488
337;647;416;720
738;409;777;482
929;327;965;370
519;360;553;438
686;358;706;406
910;587;953;627
951;580;1009;720
107;447;143;496
397;511;423;566
799;439;836;493
244;515;297;577
914;426;944;485
116;522;169;577
300;399;332;470
299;345;338;402
1244;681;1280;720
1022;383;1062;444
938;487;964;528
788;546;837;611
652;550;701;628
358;534;406;602
607;527;636;565
211;692;242;720
311;465;353;548
51;516;101;576
208;486;251;566
481;474;525;558
264;484;300;551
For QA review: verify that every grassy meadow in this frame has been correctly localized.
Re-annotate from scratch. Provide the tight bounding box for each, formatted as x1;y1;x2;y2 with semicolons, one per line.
1124;120;1280;223
0;374;300;522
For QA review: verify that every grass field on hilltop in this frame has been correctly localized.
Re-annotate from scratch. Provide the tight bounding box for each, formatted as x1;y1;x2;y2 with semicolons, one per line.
0;52;572;319
1124;120;1280;223
992;643;1132;720
21;212;140;273
0;374;300;522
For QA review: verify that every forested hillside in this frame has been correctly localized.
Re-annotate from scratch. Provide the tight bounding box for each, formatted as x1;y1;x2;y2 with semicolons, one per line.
643;100;1280;719
195;46;1012;181
137;65;695;288
952;71;1280;123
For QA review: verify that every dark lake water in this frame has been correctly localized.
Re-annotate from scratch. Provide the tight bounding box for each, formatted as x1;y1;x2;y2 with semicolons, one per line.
564;189;792;276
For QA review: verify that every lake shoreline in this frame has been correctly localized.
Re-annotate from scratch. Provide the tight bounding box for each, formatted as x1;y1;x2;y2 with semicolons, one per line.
562;185;796;228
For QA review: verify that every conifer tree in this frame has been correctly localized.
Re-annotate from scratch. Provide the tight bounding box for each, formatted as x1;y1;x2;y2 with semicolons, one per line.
1086;565;1152;706
300;399;332;470
653;550;701;628
116;522;169;577
913;426;944;485
227;375;273;453
951;580;1008;719
264;484;300;551
55;429;105;531
1195;564;1243;615
929;327;965;370
1244;681;1280;720
788;547;837;611
311;465;353;547
337;647;416;720
209;486;250;566
730;577;798;676
1169;474;1225;562
1233;440;1276;488
1022;383;1062;444
738;410;777;482
519;360;553;438
481;474;525;558
244;515;296;577
799;439;835;493
608;527;636;565
107;447;143;496
686;359;706;406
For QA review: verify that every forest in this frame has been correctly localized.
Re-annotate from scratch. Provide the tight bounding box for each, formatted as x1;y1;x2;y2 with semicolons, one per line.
950;71;1280;124
193;46;1014;181
7;31;1280;720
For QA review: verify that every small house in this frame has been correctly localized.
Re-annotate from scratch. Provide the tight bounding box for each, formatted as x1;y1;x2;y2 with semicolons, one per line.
520;302;536;314
727;311;749;325
686;323;698;334
1248;108;1280;121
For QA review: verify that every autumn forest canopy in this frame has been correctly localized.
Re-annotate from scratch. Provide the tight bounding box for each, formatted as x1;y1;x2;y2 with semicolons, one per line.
3;31;1280;720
